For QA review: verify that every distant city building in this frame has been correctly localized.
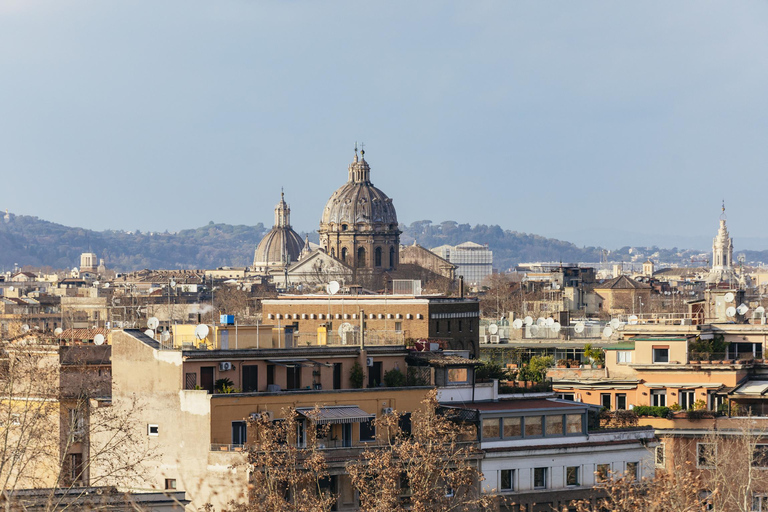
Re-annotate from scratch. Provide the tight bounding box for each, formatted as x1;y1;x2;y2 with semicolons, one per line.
431;241;492;286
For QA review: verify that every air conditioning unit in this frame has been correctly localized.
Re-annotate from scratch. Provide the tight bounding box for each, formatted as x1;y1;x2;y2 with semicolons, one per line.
382;407;394;415
219;362;232;371
490;335;500;344
366;357;374;367
481;335;488;344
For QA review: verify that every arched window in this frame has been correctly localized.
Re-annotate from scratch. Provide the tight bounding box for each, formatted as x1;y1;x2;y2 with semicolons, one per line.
331;248;335;258
375;247;382;267
357;247;366;268
389;246;396;268
341;247;347;263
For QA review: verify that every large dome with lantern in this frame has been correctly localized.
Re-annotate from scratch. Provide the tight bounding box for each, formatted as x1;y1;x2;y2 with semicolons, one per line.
319;149;401;270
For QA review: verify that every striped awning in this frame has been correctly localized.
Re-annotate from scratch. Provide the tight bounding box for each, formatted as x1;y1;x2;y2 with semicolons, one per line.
297;406;374;425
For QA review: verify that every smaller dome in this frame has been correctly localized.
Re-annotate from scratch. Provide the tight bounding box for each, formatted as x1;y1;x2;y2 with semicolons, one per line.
253;192;304;271
253;229;304;270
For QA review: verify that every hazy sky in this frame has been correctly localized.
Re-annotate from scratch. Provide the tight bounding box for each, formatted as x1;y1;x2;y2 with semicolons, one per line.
1;1;767;250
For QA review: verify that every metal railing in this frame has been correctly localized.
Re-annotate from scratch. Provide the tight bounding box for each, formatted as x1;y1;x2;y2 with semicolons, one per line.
292;330;405;347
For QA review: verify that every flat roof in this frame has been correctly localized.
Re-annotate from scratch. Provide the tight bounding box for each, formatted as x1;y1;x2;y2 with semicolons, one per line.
448;399;586;413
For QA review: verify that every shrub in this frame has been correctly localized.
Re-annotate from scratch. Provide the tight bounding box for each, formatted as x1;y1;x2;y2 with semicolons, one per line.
475;362;509;381
350;361;364;389
383;368;406;387
215;378;234;393
632;405;671;418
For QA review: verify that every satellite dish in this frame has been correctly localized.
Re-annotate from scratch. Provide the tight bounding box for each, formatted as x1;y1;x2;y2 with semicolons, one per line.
737;304;749;316
529;325;540;336
161;331;171;342
610;318;620;330
552;322;561;332
603;326;613;338
170;280;177;288
327;281;340;295
512;318;523;330
552;283;560;290
488;324;499;335
536;317;546;327
94;334;105;346
725;292;735;303
194;324;210;340
546;318;555;327
726;307;737;318
21;324;29;333
54;327;63;336
756;306;765;315
628;315;638;325
524;316;533;326
574;322;585;334
8;286;13;292
147;317;160;330
93;281;100;287
104;282;110;288
144;329;155;338
338;322;354;337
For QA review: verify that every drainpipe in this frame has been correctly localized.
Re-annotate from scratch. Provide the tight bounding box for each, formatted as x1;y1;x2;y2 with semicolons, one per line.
360;309;367;388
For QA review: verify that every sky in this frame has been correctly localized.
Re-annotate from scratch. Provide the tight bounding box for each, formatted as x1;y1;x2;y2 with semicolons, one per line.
1;1;767;251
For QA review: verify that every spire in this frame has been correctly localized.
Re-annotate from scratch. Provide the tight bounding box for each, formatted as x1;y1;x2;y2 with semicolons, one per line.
274;190;290;228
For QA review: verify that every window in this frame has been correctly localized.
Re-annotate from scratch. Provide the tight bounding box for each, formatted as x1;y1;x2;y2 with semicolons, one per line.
286;365;301;390
617;351;632;364
185;372;197;389
655;443;666;467
458;320;462;332
566;414;583;434
448;368;469;384
533;467;547;489
679;390;695;410
601;393;611;410
242;365;258;392
435;321;440;333
546;415;564;436
395;321;402;332
625;462;638;480
558;393;575;401
357;247;365;268
68;453;84;484
651;389;667;407
375;247;382;267
525;416;543;437
615;394;627;410
503;417;522;438
341;247;347;262
566;466;580;486
447;320;451;332
753;494;768;512
165;478;177;490
653;347;670;363
698;443;716;468
482;418;500;439
596;463;611;482
390;246;395;268
500;469;515;491
754;445;768;468
232;421;247;446
360;418;376;442
148;424;159;436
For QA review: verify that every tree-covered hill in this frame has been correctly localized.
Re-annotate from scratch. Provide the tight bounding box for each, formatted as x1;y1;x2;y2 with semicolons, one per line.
3;214;765;273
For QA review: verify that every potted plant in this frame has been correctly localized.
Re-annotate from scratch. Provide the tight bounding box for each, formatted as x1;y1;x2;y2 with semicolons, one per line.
584;344;605;368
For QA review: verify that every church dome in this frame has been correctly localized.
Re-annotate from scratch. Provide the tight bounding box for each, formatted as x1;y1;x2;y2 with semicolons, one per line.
320;151;398;228
253;192;304;271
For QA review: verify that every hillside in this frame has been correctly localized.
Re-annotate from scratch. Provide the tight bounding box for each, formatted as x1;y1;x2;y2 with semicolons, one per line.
3;214;767;273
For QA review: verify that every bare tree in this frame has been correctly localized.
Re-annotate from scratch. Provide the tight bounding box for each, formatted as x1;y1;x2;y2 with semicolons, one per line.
229;407;335;512
347;390;491;512
0;336;154;511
